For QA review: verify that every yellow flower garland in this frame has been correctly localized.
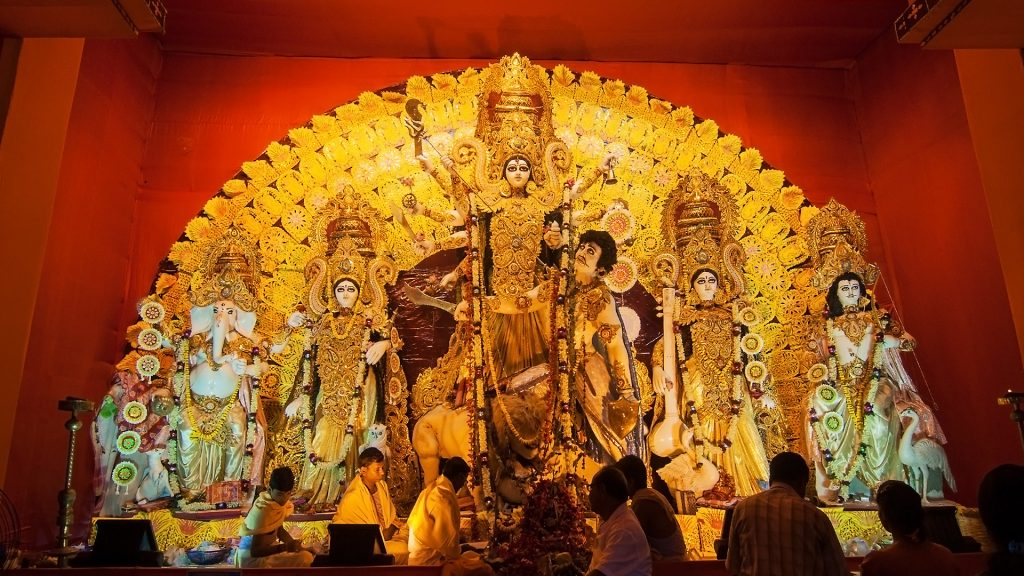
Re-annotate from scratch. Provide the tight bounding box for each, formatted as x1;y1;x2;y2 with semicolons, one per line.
811;317;884;499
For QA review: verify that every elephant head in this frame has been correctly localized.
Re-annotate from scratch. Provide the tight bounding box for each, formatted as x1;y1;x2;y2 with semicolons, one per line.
190;299;257;362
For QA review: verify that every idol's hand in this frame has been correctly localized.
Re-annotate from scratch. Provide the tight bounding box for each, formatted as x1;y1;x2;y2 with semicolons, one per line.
416;153;434;174
414;236;436;256
229;356;248;375
599;152;618;173
284;396;304;418
365;340;390;365
652;366;672;396
286;311;306;329
439;270;459;288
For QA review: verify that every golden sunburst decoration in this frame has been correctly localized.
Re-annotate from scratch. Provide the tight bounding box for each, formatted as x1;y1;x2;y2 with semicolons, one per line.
117;55;851;493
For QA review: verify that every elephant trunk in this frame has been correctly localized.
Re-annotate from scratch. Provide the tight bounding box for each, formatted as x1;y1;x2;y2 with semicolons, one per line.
210;313;229;363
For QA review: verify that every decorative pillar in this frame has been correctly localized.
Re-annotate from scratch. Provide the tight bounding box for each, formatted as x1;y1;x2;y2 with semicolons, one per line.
998;391;1024;461
54;396;94;567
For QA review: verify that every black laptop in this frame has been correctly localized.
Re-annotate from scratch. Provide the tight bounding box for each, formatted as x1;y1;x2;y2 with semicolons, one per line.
71;518;162;567
312;523;394;567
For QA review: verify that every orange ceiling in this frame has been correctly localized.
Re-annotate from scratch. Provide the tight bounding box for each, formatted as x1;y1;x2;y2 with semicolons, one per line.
154;0;908;68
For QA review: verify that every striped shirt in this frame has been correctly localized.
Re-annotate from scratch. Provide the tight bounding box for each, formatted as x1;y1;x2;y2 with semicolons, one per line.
726;484;848;576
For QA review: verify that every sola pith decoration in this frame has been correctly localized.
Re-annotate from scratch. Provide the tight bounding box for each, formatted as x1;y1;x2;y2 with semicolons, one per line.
492;477;590;576
102;52;836;516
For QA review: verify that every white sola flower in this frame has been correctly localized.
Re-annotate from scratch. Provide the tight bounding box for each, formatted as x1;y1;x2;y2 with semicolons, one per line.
139;300;165;324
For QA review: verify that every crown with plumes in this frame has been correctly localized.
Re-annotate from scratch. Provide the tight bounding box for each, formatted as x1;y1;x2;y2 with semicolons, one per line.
476;53;557;184
662;170;740;254
192;227;261;311
806;198;868;270
810;238;879;291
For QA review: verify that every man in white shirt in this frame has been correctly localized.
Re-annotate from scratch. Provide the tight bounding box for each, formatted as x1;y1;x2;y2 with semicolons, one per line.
588;465;652;576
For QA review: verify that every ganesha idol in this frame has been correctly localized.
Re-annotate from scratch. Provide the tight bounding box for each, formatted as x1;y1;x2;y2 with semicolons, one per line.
172;231;268;503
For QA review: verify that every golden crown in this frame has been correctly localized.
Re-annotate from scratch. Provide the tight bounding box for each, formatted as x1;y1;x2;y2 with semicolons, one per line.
806;198;868;270
662;170;740;254
680;228;726;288
329;235;369;290
310;185;382;259
476;53;557;186
192;228;261;311
810;238;879;291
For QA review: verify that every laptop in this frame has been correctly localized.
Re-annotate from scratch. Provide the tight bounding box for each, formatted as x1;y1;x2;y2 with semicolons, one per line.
72;518;161;567
312;523;393;567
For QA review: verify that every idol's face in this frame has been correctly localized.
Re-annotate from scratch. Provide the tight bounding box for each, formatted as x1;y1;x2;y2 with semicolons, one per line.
692;271;719;302
504;158;531;190
575;241;602;283
837;279;861;309
334;280;359;310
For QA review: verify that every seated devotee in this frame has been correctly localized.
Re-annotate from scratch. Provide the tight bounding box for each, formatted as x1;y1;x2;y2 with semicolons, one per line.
726;452;847;576
587;465;652;576
614;455;686;561
333;447;409;562
977;463;1024;576
407;456;471;566
236;466;314;568
860;480;958;576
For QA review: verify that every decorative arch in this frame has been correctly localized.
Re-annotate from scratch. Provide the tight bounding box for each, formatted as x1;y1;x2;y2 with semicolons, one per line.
116;58;840;490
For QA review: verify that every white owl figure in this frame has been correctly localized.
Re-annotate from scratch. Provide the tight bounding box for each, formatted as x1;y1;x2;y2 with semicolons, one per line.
359;423;391;471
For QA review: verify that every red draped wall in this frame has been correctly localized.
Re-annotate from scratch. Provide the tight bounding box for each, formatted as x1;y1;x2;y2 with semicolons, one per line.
7;35;1021;549
853;34;1023;505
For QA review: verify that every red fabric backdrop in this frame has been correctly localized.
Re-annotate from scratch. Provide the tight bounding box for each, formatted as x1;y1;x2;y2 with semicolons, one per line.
852;34;1024;507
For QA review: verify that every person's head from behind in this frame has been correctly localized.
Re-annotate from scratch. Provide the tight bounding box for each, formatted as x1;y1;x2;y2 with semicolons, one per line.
442;456;471;492
876;480;924;541
589;465;629;520
268;466;296;505
358;447;386;488
769;451;809;495
614;454;647;497
978;463;1024;552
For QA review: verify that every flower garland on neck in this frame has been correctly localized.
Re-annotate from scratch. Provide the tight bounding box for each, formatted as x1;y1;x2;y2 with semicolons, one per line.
809;316;885;499
295;313;371;472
